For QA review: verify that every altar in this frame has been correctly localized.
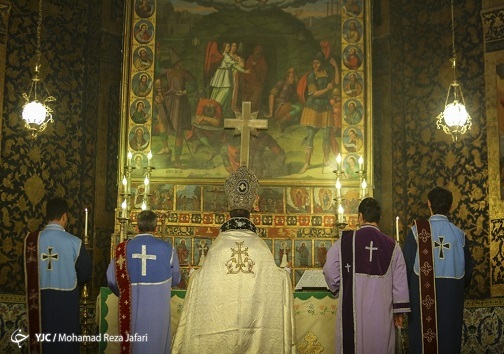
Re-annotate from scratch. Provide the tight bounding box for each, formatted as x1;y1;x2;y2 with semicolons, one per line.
97;287;337;353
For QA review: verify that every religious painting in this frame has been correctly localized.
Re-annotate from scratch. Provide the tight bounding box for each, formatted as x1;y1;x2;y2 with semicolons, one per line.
286;187;311;213
258;187;284;213
294;239;312;267
150;183;175;210
131;184;146;209
130;98;151;124
202;185;227;212
193;237;212;266
313;187;335;213
341;188;360;214
175;185;202;211
175;268;191;289
315;240;329;267
174;237;192;265
121;0;371;185
274;239;292;267
131;152;148;177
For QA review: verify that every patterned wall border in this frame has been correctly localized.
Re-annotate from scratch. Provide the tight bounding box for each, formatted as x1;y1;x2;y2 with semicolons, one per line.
481;7;504;52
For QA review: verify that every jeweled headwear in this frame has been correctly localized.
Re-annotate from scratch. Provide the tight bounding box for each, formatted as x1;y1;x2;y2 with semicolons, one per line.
224;165;259;212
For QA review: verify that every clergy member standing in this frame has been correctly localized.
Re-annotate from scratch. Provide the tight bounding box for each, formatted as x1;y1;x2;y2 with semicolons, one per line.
24;197;92;354
172;165;295;354
403;186;473;354
323;197;410;354
107;210;181;353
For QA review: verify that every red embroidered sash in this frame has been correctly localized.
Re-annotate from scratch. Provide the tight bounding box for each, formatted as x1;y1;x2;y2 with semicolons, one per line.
115;241;132;354
24;231;41;354
415;220;438;354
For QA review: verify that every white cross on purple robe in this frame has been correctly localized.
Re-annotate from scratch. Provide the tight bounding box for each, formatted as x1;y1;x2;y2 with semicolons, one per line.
132;245;156;276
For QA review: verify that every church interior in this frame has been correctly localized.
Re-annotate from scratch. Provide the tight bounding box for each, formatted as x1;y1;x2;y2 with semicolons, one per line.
1;0;503;352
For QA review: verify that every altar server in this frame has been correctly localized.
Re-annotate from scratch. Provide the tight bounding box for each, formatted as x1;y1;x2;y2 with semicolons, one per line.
107;210;181;353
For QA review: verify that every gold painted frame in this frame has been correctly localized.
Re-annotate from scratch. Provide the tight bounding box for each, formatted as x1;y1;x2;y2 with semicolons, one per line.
119;0;373;188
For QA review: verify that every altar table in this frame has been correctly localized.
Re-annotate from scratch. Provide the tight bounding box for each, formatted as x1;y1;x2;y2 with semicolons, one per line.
97;287;337;353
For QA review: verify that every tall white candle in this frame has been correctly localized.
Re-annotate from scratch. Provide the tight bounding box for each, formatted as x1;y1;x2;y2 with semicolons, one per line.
358;155;364;171
396;216;400;242
338;204;344;223
127;151;132;167
147;150;152;166
335;178;342;197
336;153;342;171
84;208;88;237
360;178;367;198
144;175;150;196
122;175;127;194
121;200;127;218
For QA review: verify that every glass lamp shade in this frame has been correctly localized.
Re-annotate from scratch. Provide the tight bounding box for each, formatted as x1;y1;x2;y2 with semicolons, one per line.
22;100;48;125
442;100;469;127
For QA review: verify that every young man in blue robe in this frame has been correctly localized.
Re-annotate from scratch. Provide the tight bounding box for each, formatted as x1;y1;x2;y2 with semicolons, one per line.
24;197;92;353
403;186;473;354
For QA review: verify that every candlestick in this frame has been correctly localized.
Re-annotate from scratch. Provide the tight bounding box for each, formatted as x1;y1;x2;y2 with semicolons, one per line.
84;208;88;237
127;151;132;167
396;216;400;242
358;155;364;171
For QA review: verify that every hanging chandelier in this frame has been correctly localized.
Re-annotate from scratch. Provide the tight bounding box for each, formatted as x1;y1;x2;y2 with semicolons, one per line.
21;0;56;138
435;0;472;141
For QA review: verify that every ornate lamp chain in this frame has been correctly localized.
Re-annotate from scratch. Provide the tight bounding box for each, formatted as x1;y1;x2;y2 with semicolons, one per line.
450;0;457;84
35;0;43;73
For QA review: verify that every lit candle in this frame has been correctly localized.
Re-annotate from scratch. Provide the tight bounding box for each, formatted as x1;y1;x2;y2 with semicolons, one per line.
358;155;364;171
361;178;367;198
338;204;344;223
335;178;342;197
396;216;400;242
147;150;152;166
121;199;127;219
144;175;150;196
336;153;342;171
127;151;132;167
141;200;147;210
122;175;128;194
84;208;88;237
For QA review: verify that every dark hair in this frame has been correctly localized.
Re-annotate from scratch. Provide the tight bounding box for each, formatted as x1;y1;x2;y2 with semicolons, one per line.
137;210;157;232
230;209;250;218
46;197;68;221
358;197;381;223
428;186;453;215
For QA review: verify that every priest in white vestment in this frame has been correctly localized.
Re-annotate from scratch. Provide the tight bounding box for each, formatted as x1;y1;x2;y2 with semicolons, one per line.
172;165;295;354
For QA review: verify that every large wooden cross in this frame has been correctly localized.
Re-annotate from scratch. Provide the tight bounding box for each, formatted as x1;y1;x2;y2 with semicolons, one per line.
224;101;268;167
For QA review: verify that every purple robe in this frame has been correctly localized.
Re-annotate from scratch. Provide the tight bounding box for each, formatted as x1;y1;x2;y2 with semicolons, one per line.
107;234;181;353
323;225;410;354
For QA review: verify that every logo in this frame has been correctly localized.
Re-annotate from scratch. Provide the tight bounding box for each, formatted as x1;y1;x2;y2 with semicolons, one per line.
11;328;29;348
